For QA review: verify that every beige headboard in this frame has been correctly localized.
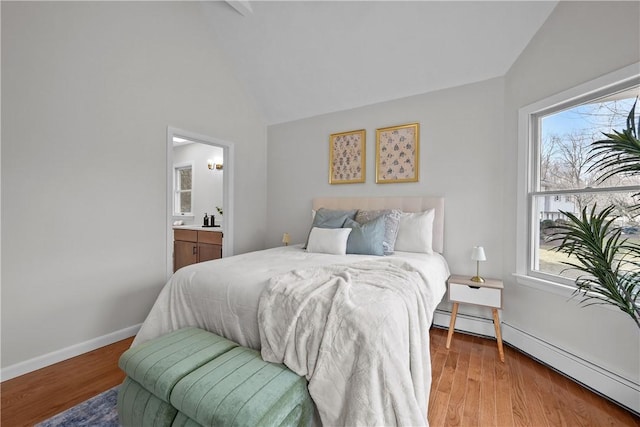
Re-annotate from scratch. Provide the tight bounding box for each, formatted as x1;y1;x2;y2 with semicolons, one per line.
312;196;445;253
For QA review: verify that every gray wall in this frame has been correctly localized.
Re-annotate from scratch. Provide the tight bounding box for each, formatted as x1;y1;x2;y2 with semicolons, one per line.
267;77;505;296
1;2;267;367
502;1;639;391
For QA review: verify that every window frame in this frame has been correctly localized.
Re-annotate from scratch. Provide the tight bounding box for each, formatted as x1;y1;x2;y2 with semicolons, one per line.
173;162;194;217
515;63;640;293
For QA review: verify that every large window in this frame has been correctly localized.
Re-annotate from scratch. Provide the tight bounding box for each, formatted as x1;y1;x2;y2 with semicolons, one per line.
520;68;640;286
174;163;193;216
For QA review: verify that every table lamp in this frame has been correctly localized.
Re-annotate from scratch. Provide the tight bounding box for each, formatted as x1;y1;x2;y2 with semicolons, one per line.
470;246;486;283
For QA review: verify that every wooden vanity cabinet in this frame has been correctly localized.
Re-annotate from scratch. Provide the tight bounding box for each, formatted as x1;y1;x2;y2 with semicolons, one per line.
173;229;223;272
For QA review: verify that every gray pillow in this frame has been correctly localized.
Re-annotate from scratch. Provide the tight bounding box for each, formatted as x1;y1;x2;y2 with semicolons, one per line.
313;208;358;228
304;208;357;248
355;209;401;254
344;216;385;256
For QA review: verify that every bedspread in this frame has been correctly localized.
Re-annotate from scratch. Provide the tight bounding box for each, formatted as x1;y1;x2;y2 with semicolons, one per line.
258;259;435;427
133;246;448;351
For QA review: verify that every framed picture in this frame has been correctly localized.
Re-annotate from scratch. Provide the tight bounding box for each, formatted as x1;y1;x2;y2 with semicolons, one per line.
375;122;419;183
329;129;366;184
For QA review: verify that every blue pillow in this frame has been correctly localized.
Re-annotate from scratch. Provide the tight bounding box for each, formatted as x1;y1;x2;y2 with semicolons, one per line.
355;209;402;255
304;208;358;248
344;216;385;256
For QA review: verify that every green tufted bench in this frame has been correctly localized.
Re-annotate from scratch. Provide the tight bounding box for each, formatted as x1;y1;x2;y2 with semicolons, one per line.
117;327;313;427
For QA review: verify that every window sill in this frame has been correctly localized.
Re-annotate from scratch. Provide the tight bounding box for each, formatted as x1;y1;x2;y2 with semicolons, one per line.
513;273;576;298
513;273;621;314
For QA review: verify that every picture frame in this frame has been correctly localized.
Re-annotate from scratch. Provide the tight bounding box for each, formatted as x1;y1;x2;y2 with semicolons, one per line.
329;129;366;184
375;122;419;183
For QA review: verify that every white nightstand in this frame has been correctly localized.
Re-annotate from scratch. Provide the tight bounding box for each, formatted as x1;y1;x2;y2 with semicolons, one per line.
446;274;504;362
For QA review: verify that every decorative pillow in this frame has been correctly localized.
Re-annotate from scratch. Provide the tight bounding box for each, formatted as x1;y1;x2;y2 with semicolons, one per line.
355;209;401;254
304;208;358;248
344;216;386;256
394;209;435;254
312;208;357;227
306;227;352;255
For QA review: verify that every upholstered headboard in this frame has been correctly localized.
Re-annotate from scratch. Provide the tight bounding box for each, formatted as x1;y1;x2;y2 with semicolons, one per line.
312;196;445;253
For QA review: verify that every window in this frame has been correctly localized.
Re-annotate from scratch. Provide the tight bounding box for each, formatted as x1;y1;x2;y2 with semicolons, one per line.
518;66;640;287
174;163;193;216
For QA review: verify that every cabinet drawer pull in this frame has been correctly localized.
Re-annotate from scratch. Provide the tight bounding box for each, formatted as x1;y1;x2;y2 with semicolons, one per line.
192;246;197;255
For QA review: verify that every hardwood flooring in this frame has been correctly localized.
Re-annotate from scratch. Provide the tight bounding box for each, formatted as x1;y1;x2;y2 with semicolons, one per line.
429;327;639;426
1;328;638;427
1;337;133;427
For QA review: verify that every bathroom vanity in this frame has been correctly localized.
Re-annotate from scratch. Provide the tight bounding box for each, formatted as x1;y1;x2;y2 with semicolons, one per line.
173;226;223;272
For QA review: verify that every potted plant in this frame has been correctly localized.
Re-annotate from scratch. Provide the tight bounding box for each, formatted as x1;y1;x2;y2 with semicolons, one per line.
551;100;640;328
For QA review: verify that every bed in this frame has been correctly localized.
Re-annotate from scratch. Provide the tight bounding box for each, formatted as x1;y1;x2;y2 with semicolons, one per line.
134;196;449;426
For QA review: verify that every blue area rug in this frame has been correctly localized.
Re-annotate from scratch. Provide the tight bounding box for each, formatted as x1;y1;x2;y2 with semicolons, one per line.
35;386;119;427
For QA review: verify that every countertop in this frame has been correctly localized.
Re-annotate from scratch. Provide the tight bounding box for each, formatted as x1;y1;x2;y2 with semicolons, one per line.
173;224;223;232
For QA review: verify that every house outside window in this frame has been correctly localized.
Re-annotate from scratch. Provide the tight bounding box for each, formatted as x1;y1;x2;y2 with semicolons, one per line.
174;163;193;216
518;67;640;287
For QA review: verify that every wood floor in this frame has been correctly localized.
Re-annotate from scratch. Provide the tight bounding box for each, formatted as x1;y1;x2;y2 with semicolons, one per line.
1;328;638;427
1;336;134;427
429;327;639;426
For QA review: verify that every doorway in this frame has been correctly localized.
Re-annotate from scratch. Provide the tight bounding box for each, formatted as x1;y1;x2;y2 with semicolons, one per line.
166;127;235;279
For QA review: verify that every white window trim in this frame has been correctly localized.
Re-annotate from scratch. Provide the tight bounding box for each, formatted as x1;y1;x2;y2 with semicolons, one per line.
515;62;640;293
173;161;194;217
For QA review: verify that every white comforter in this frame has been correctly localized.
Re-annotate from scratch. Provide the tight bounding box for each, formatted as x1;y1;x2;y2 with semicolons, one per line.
259;259;440;426
134;245;448;350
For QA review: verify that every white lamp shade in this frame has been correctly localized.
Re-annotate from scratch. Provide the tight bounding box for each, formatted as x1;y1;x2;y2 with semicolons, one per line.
471;246;486;261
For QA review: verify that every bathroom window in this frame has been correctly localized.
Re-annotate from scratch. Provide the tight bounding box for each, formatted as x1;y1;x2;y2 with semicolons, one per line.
174;163;193;216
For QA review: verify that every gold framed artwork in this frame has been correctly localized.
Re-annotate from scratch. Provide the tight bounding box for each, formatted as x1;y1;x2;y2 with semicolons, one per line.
375;122;419;183
329;129;366;184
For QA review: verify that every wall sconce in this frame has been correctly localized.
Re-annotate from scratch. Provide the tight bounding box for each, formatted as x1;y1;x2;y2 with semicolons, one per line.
282;233;290;246
207;158;223;170
470;246;486;283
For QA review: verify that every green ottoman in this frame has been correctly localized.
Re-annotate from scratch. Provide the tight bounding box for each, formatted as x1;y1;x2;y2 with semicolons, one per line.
118;376;178;427
117;327;313;427
119;327;238;402
171;346;312;427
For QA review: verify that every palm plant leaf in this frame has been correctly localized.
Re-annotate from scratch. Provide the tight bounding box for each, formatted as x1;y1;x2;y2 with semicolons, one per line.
586;99;640;183
549;101;640;329
549;205;640;328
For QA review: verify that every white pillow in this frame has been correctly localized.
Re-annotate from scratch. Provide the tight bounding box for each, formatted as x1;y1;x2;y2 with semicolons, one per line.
306;227;352;255
394;209;435;254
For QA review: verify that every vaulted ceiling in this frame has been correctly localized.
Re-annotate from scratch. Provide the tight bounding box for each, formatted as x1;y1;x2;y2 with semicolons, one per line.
203;1;558;124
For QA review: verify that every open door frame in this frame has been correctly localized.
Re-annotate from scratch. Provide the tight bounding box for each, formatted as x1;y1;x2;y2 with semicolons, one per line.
166;126;235;279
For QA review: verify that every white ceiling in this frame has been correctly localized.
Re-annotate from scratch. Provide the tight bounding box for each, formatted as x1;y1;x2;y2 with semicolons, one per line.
202;1;558;125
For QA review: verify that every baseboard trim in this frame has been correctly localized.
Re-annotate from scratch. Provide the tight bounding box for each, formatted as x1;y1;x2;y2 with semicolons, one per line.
433;308;639;415
0;324;141;382
502;322;640;415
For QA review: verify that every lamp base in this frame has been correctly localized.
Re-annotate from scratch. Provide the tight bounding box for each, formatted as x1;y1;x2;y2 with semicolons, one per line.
470;276;485;283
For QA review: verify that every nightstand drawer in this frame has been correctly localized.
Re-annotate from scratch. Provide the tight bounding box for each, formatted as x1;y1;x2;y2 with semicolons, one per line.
449;282;501;308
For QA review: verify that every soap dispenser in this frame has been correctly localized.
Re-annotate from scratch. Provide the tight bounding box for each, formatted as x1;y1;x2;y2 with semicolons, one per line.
203;213;209;227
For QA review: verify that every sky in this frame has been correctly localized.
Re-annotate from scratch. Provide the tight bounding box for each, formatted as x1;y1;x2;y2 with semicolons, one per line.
542;97;637;140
